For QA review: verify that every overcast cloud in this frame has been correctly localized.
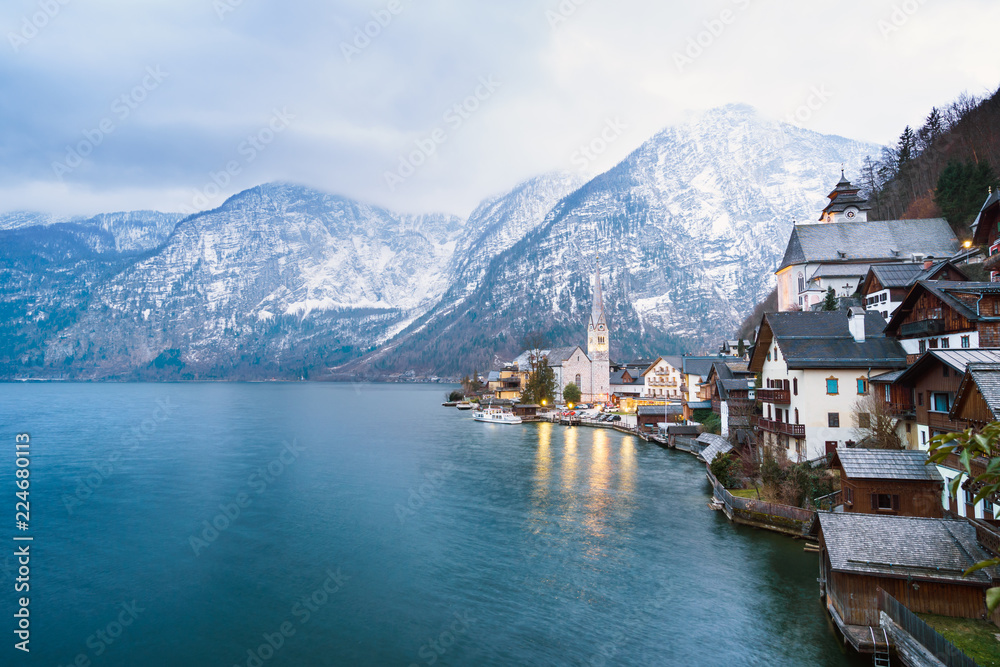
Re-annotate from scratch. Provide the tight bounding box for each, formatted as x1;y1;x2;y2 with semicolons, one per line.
1;0;998;217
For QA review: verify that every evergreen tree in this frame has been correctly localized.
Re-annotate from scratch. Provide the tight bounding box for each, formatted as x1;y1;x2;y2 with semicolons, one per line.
897;126;917;167
935;160;998;231
822;287;838;311
521;358;557;405
563;382;582;405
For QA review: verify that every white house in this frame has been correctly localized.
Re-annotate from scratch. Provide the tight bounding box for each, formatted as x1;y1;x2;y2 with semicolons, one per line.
749;308;908;461
640;356;684;399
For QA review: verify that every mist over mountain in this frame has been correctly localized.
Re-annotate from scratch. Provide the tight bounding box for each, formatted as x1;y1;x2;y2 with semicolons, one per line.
0;106;879;380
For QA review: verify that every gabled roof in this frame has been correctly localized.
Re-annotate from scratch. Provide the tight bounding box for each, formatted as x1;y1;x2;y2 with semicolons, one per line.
749;311;906;372
682;355;725;378
884;281;1000;336
832;448;943;482
861;260;969;295
894;349;1000;385
817;512;999;585
610;370;643;386
778;218;959;272
641;355;683;377
697;434;733;463
808;263;871;280
638;404;682;416
950;362;1000;422
547;346;587;367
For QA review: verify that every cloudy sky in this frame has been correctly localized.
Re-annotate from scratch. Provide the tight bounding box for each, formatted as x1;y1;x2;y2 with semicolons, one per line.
1;0;998;218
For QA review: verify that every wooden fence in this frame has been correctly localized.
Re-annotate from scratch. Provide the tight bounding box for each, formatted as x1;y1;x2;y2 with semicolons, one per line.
878;590;978;667
706;467;814;536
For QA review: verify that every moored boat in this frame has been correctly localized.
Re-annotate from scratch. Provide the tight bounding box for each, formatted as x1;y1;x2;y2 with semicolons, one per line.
473;407;522;424
456;402;475;410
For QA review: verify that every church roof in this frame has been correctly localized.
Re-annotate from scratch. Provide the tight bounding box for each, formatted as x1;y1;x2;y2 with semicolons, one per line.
547;346;587;367
778;218;959;272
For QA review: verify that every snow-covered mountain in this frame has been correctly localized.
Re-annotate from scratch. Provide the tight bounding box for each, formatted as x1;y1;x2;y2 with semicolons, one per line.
361;104;879;374
0;105;882;379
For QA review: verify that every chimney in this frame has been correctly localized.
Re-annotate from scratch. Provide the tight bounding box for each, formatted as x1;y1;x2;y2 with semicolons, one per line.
847;307;866;343
923;260;933;270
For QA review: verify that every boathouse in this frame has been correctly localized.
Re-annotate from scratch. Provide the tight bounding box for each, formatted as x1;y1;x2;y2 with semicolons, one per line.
815;512;1000;650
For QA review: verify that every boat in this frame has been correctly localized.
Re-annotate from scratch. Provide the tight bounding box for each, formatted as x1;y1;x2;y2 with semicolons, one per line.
473;407;522;424
442;401;458;407
456;402;475;410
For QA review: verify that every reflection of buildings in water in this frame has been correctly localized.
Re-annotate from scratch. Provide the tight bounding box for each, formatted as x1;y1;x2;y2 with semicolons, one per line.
533;421;552;503
561;426;579;494
619;435;636;496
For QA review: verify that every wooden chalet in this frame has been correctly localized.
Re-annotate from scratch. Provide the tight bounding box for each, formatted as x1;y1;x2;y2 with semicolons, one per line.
881;349;1000;448
815;512;1000;652
830;448;944;518
951;361;1000;430
883;281;1000;363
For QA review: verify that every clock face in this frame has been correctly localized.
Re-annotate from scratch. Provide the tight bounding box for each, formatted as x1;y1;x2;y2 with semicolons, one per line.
845;208;857;219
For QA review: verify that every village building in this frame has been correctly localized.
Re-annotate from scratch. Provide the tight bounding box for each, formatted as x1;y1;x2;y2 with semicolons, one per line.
680;355;722;407
830;448;944;518
815;512;1000;650
637;404;683;434
971;188;1000;280
719;339;751;358
697;433;733;464
640;356;684;399
860;260;968;321
883;281;1000;361
486;367;525;401
945;362;1000;521
775;173;959;312
609;367;644;409
705;361;756;439
749;309;907;461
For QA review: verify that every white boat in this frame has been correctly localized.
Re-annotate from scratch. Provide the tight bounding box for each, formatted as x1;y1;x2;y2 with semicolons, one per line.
473;407;522;424
456;402;474;411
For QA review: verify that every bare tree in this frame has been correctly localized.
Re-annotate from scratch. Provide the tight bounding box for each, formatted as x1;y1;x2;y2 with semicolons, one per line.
852;393;903;449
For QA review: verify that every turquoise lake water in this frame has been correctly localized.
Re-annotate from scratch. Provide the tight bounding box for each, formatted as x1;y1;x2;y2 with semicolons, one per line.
0;383;863;666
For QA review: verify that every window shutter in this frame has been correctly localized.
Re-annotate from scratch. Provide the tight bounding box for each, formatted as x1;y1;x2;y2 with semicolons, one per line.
871;494;878;511
892;495;900;512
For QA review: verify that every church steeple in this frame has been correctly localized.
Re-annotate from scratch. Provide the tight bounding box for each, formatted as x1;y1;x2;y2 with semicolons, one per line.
819;170;872;223
588;256;609;361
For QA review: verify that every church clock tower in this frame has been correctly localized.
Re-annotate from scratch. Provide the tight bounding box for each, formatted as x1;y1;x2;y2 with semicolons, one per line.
587;257;611;403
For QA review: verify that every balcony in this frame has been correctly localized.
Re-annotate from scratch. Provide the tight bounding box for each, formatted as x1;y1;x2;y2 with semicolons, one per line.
887;402;915;418
899;319;946;337
757;417;805;437
757;388;791;404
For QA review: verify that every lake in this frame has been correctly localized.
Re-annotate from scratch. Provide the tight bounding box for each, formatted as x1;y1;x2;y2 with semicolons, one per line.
0;383;862;666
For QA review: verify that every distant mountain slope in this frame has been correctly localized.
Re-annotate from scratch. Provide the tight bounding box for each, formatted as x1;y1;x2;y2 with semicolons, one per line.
356;105;879;375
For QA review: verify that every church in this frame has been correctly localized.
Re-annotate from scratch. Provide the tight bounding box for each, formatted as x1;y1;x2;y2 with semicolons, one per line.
516;260;611;404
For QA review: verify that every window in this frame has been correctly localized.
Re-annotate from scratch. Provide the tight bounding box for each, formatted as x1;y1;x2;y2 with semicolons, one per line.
965;488;976;505
985;499;994;518
917;392;923;406
794;408;799;424
828;412;840;428
882;311;888;319
844;486;853;506
919;340;926;353
941;338;950;349
857;378;868;395
774;346;779;359
826;378;839;395
767;351;771;361
871;494;900;512
575;373;581;386
793;378;798;396
931;392;951;413
929;338;939;349
797;273;804;293
962;335;971;349
858;413;871;429
884;385;891;401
